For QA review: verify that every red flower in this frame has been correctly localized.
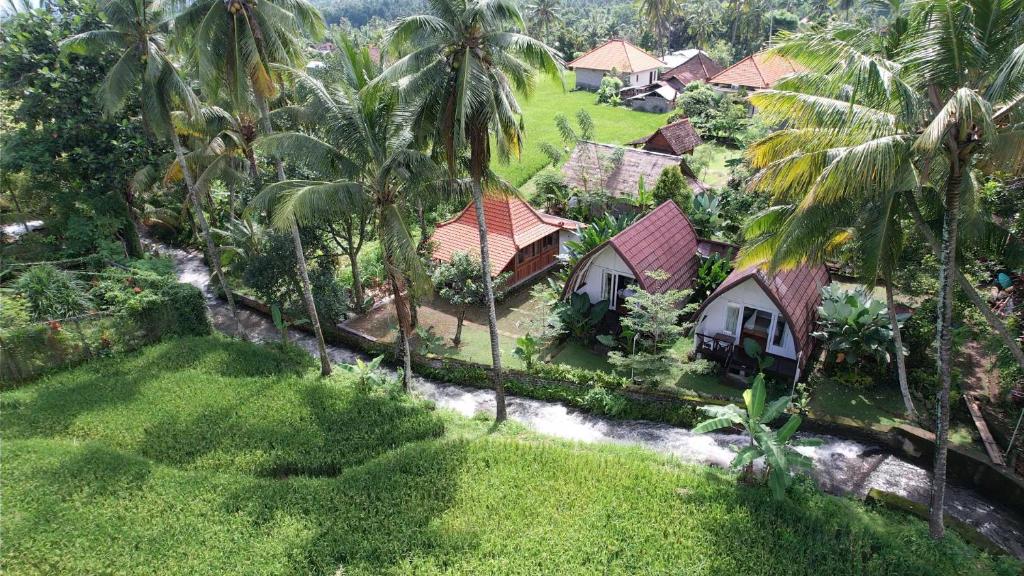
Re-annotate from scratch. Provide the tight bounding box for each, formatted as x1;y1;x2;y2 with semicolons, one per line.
133;287;142;294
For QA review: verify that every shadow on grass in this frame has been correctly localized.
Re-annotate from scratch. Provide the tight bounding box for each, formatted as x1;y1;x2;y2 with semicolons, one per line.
219;439;475;573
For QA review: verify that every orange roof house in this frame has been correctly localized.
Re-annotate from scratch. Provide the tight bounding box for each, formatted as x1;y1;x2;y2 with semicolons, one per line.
708;51;805;91
429;196;583;287
568;39;666;91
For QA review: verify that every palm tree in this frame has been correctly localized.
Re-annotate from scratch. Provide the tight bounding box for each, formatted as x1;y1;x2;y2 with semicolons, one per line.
638;0;678;55
743;192;918;419
740;7;1024;537
250;44;455;390
683;0;721;49
526;0;562;43
381;0;563;422
60;0;244;333
174;0;333;375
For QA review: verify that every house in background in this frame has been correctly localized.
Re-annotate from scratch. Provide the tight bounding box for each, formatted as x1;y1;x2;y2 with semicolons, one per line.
708;50;805;93
625;83;678;113
692;263;830;381
428;196;583;288
560;142;707;209
628;118;702;155
568;39;666;91
660;49;724;91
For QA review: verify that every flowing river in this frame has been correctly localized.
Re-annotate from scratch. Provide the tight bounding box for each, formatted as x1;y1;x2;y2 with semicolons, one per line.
155;241;1024;559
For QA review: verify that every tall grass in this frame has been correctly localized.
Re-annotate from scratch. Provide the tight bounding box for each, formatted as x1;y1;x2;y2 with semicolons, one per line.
2;337;1017;575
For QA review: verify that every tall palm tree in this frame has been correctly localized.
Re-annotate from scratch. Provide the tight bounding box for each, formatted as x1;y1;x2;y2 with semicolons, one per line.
526;0;562;43
740;7;1024;537
638;0;677;55
381;0;563;422
174;0;334;375
250;43;455;390
60;0;244;333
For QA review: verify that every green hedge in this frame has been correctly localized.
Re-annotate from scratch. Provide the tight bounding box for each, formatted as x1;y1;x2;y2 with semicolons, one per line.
0;282;209;386
130;282;211;343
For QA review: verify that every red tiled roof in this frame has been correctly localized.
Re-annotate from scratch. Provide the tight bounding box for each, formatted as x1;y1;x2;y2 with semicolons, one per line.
708;51;805;90
568;39;665;73
697;262;830;363
629;118;703;155
661;51;724;85
429;196;582;274
606;201;701;294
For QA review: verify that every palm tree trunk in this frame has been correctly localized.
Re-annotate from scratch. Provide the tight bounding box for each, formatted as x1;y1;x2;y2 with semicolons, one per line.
886;281;916;419
903;191;1024;369
929;164;963;539
388;269;413;391
255;92;332;377
349;251;365;310
416;199;429;254
171;136;243;336
468;132;505;424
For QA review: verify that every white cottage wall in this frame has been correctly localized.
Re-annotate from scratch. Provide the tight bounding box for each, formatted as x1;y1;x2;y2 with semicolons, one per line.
572;245;634;304
694;278;797;359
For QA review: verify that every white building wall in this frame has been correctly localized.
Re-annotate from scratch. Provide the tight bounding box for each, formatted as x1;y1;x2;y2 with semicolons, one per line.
558;229;576;257
693;278;797;359
574;68;606;90
571;245;633;304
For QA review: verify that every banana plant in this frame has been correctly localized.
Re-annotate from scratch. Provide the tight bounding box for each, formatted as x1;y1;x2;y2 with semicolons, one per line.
693;374;821;500
338;355;390;391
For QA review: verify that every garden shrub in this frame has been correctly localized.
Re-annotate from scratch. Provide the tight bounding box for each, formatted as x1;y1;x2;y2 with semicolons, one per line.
129;282;211;342
14;264;92;320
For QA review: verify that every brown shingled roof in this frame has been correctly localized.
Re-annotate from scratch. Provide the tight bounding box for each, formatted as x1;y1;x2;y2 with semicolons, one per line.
661;51;724;86
708;51;805;90
607;201;701;294
628;118;703;156
429;196;582;275
561;142;707;200
695;262;830;365
568;39;665;73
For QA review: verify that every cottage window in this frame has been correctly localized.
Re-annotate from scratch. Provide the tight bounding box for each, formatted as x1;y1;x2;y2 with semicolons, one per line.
542;234;554;249
724;304;740;336
772;320;787;348
602;272;615;305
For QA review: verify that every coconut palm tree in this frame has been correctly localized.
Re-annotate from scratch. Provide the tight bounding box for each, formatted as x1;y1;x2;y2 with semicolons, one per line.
380;0;563;422
638;0;677;55
249;43;457;390
173;0;334;375
60;0;244;334
526;0;562;43
740;6;1024;537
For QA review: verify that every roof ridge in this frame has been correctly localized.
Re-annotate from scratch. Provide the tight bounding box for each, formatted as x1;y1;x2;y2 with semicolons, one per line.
751;52;768;87
579;140;683;160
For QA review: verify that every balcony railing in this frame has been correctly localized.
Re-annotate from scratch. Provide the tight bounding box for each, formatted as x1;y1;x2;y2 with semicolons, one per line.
695;332;735;362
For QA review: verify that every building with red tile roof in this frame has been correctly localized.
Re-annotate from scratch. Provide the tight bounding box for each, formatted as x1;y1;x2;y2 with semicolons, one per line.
660;50;724;90
628;118;703;156
708;50;805;92
692;262;830;380
429;196;583;287
563;202;704;311
568;39;666;91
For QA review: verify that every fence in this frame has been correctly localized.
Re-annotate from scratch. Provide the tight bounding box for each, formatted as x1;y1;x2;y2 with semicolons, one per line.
0;282;210;385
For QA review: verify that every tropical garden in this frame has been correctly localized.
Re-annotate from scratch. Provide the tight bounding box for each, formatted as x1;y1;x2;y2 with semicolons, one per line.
1;0;1023;571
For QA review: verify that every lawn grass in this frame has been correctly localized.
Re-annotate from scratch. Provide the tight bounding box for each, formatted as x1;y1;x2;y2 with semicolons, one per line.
492;72;674;187
807;378;909;429
694;143;743;189
3;336;1017;575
